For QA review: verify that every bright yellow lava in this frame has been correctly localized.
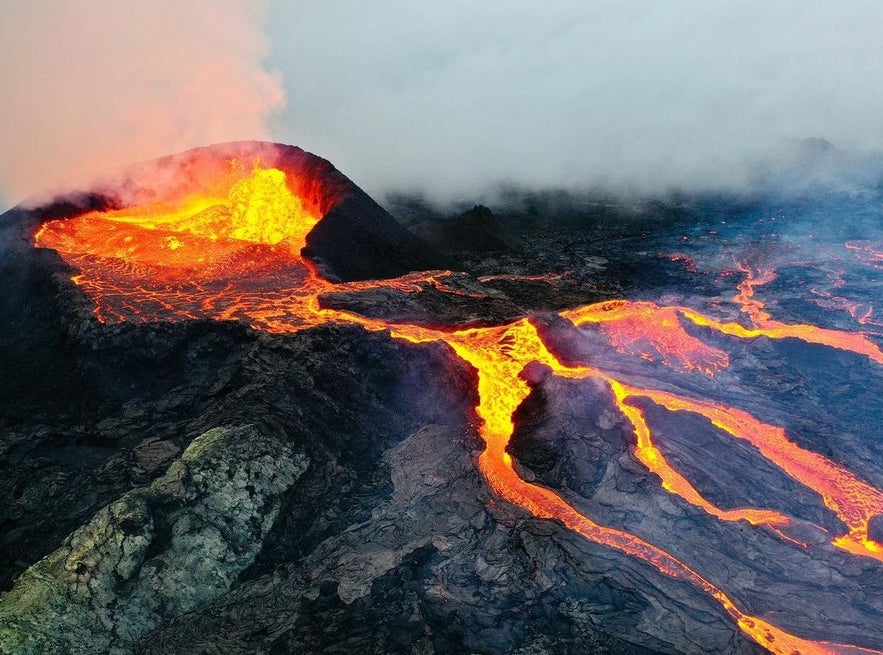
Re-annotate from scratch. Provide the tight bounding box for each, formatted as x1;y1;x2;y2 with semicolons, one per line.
35;166;320;279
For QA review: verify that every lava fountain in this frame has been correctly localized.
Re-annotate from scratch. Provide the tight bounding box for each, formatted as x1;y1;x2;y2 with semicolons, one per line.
29;143;883;654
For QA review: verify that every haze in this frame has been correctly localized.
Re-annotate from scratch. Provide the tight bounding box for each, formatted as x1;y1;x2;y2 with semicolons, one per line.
2;1;882;207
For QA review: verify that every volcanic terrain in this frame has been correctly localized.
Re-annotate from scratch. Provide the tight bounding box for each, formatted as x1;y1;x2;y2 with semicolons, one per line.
0;142;881;654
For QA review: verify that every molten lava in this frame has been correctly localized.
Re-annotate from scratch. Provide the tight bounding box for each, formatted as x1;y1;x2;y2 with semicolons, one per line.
34;161;883;655
679;264;883;365
38;166;319;270
35;165;334;327
561;300;731;374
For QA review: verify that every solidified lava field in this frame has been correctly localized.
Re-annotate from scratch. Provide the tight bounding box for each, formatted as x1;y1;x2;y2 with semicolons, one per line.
1;142;882;655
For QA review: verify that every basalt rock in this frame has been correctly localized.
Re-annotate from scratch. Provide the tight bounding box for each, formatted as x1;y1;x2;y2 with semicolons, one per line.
138;425;762;655
0;424;308;655
413;204;519;254
869;515;883;544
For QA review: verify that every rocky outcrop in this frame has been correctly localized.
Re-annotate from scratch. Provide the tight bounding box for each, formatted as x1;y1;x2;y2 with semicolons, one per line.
140;425;759;655
0;424;308;654
412;204;519;254
869;515;883;544
302;182;455;281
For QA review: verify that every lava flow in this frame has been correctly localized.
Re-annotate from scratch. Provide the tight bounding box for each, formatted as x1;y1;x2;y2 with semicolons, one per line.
34;161;883;654
679;264;883;365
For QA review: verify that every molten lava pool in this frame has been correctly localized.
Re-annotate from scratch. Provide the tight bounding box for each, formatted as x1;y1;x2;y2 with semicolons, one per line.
33;154;883;655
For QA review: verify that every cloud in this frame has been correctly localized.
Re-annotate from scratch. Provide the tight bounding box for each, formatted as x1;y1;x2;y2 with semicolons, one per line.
267;1;883;200
0;0;284;205
4;1;881;208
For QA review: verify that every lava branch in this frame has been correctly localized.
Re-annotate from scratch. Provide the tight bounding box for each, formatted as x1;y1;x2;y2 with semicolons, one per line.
387;318;882;655
605;379;792;528
562;299;883;562
33;164;883;654
684;264;883;365
631;388;883;562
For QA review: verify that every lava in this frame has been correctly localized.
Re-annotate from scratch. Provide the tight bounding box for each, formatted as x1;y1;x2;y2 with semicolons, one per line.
605;380;792;529
846;240;883;270
385;318;882;655
677;264;883;365
33;161;883;654
622;385;883;562
37;166;320;272
561;300;731;374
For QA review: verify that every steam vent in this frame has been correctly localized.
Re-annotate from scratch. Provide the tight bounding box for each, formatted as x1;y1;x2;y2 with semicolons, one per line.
1;141;882;654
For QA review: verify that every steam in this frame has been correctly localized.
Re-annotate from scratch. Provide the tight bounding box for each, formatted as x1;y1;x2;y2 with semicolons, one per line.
0;0;284;206
267;1;883;201
5;2;883;209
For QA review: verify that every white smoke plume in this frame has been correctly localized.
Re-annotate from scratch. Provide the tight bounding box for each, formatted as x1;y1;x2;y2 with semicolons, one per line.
0;0;284;206
267;1;883;201
4;2;883;209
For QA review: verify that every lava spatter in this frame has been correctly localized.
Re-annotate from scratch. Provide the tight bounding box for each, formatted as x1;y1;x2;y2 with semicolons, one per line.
33;161;883;654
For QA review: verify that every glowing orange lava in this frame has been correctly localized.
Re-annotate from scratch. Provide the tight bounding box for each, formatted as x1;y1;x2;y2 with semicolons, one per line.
33;163;883;654
679;264;883;365
562;300;731;374
37;166;320;273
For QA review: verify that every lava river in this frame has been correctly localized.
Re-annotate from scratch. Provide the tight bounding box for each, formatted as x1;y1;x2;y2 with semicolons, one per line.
35;164;883;655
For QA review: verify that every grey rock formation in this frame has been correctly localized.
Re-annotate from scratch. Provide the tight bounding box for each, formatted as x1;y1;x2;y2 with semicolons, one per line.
141;425;754;655
0;424;307;654
869;515;883;544
412;204;519;254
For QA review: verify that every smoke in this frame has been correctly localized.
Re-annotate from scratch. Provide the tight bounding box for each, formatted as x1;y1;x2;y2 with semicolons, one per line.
0;0;284;206
5;2;883;210
267;1;883;201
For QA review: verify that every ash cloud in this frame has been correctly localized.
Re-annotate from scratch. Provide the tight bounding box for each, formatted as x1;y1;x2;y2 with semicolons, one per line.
267;1;883;202
0;0;284;207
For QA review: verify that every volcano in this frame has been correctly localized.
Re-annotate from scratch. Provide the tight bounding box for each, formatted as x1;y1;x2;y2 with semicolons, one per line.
1;142;882;655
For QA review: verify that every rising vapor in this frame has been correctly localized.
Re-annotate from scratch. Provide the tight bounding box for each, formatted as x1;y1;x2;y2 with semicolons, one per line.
4;2;883;207
0;0;284;205
267;1;883;200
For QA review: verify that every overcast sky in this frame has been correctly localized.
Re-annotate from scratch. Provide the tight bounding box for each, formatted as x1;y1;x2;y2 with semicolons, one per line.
3;1;883;207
